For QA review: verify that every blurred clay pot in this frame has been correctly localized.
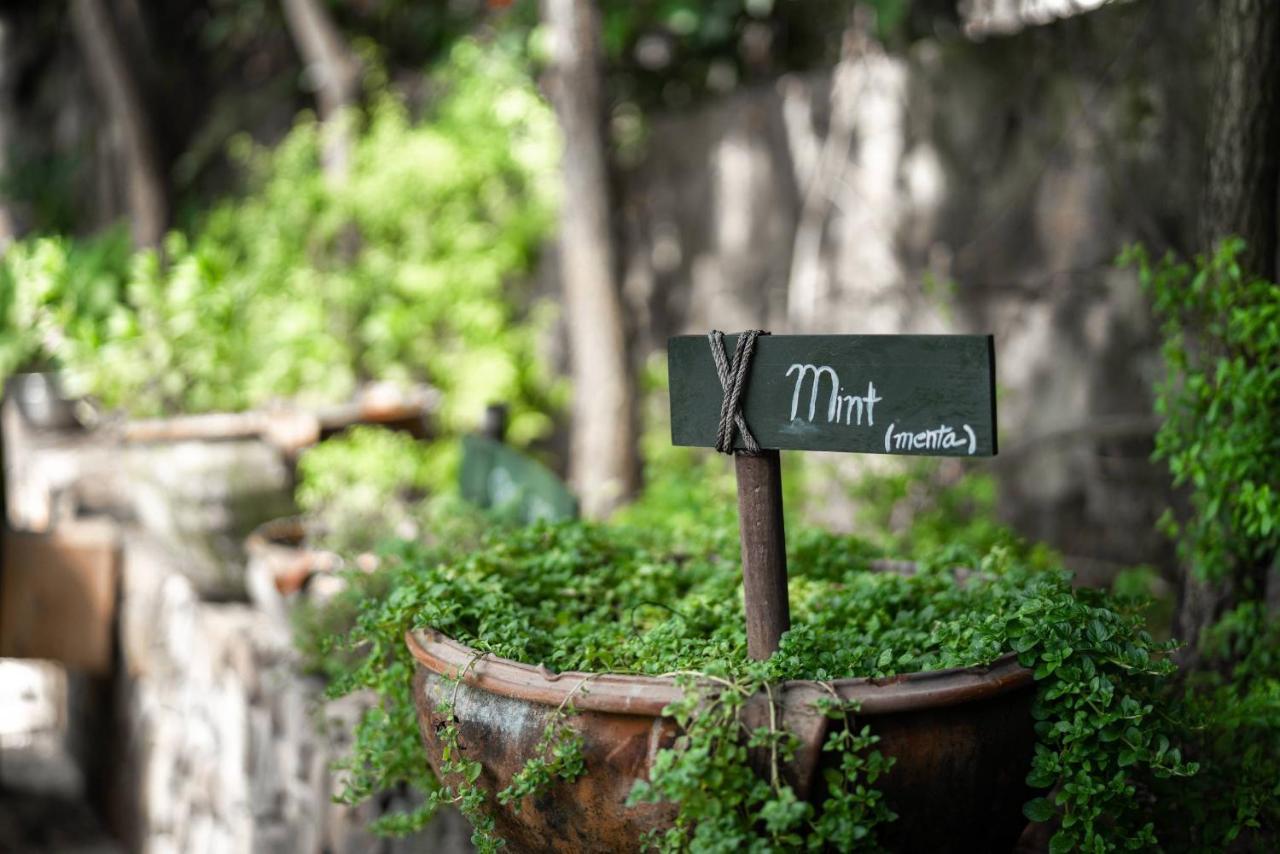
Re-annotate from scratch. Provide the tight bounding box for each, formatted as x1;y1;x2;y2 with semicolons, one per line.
244;517;346;619
406;624;1036;853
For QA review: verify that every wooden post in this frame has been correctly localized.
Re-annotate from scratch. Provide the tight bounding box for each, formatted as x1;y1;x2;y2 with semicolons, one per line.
667;332;998;660
481;403;509;443
735;450;790;659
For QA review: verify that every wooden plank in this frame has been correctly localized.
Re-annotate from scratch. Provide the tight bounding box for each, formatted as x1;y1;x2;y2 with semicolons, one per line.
668;334;997;457
0;519;120;674
735;451;790;660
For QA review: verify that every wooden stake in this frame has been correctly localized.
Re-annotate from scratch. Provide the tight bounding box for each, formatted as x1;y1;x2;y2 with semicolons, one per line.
735;450;790;660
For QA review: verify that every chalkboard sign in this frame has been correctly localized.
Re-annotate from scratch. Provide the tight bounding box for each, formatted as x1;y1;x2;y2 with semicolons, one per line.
668;334;997;457
459;435;578;524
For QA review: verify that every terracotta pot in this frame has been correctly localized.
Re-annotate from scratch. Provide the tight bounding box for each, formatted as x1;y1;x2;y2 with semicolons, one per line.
244;517;345;619
407;626;1036;853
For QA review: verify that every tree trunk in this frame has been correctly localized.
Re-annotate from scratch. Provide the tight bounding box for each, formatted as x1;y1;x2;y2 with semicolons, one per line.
540;0;638;518
1199;0;1280;280
1178;0;1280;655
785;13;869;329
69;0;168;248
0;14;18;247
280;0;360;183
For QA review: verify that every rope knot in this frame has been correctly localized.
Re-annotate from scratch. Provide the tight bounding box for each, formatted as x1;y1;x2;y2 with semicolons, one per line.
708;329;769;455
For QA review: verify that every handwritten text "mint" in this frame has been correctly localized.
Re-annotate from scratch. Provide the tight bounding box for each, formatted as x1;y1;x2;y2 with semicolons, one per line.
786;363;882;427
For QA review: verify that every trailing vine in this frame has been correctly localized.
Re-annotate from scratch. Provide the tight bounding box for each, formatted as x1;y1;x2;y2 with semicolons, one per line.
324;520;1193;851
495;675;594;811
628;675;897;852
428;653;501;851
1124;238;1279;592
1124;238;1280;851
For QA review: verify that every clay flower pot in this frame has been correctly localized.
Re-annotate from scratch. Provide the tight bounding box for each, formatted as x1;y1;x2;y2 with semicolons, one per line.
244;517;347;620
406;627;1036;853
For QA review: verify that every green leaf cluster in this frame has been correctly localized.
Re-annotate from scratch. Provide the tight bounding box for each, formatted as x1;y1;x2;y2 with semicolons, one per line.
1123;238;1280;586
1118;238;1280;849
0;230;131;377
1008;582;1195;851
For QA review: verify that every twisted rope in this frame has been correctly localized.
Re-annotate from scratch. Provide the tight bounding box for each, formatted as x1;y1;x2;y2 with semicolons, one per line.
707;329;768;455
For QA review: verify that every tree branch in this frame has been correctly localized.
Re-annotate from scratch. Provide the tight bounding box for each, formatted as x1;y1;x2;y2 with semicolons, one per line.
69;0;168;248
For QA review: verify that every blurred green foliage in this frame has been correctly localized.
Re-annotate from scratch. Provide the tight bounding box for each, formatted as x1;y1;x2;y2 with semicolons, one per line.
3;39;564;441
0;230;131;378
296;426;447;554
1109;565;1174;640
1154;602;1280;850
840;460;1037;560
194;0;914;165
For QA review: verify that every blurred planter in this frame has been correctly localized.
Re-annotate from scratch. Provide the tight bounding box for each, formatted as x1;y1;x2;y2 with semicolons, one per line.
3;382;434;598
406;615;1036;852
114;385;432;600
121;383;436;451
244;517;347;621
242;518;476;854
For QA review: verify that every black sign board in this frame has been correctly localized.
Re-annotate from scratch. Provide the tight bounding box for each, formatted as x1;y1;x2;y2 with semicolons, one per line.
668;334;997;457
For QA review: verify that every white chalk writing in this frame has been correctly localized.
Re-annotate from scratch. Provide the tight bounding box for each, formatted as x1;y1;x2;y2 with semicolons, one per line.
883;422;977;455
786;363;881;427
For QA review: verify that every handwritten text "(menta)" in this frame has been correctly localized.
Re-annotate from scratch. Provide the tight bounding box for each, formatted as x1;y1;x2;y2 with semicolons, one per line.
786;363;882;427
884;422;977;455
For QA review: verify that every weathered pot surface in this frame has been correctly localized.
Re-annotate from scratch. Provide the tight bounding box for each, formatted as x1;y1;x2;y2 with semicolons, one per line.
407;628;1037;853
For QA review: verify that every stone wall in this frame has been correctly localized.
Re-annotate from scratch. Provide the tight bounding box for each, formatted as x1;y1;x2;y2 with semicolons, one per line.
106;533;469;854
1;406;469;853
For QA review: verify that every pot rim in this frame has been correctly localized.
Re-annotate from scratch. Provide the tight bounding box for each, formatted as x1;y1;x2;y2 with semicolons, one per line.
406;628;1033;717
246;515;309;552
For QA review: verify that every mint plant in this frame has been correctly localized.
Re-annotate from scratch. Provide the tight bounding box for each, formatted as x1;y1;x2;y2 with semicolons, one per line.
322;520;1192;851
